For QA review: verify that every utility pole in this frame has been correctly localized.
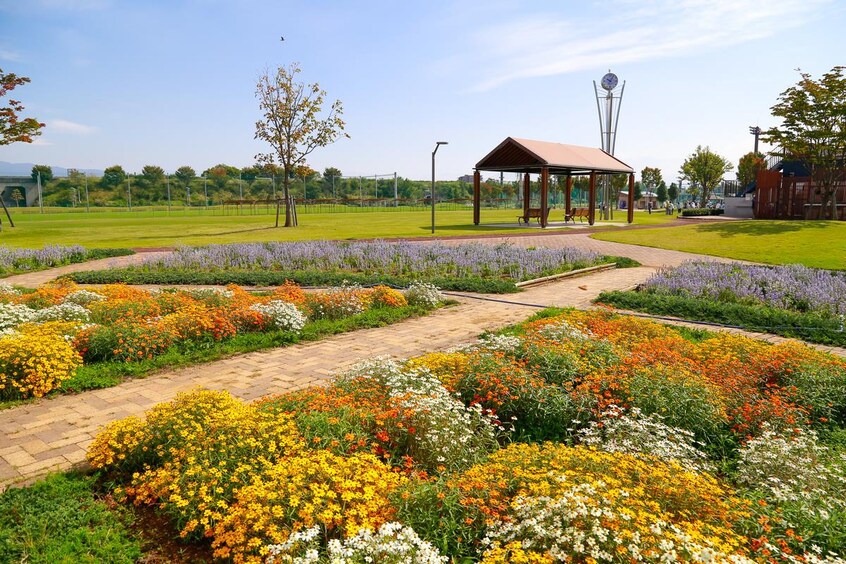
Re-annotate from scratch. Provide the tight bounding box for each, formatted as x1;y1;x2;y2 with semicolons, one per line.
749;126;761;154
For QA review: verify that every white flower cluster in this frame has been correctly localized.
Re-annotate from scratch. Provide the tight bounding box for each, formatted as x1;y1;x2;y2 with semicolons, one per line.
266;525;321;563
341;358;501;471
738;425;846;507
536;319;591;342
33;302;91;323
577;405;713;473
0;282;20;296
484;482;755;564
63;289;105;305
476;333;523;353
250;300;307;332
403;282;443;308
0;302;36;331
266;523;446;564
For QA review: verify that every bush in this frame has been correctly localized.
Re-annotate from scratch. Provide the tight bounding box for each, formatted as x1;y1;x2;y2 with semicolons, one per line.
404;281;443;308
596;290;846;346
211;450;407;563
266;522;448;564
0;302;36;331
306;285;369;320
66;269;523;294
249;300;307;332
738;426;846;556
0;473;141;563
457;443;749;561
83;320;175;363
681;207;725;216
0;324;82;399
88;390;304;542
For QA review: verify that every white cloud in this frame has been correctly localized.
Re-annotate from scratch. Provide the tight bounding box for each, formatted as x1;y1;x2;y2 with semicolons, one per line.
30;138;53;146
463;0;831;91
0;49;21;62
49;119;95;134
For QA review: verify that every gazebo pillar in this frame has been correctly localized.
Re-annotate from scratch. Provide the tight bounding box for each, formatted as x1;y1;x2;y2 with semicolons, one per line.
540;167;549;228
565;174;572;217
627;173;634;224
473;170;481;225
522;173;530;223
588;171;597;226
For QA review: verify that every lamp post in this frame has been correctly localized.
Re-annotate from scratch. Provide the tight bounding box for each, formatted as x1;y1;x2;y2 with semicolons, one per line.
431;141;448;234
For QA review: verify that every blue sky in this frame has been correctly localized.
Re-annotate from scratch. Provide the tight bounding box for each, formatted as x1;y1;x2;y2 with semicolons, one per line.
1;0;843;182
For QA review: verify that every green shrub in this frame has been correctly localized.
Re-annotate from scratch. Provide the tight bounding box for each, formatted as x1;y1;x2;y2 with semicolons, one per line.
681;208;725;216
0;473;141;563
596;290;846;346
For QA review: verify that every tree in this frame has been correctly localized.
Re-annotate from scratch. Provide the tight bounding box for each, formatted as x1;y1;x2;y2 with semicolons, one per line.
1;68;44;146
679;146;732;206
141;165;165;183
203;164;238;193
174;166;196;205
139;165;165;202
640;167;663;196
174;165;196;185
736;152;766;190
31;164;52;184
10;188;23;207
633;180;643;202
255;62;349;227
762;66;846;219
668;182;679;202
101;165;127;188
656;181;668;204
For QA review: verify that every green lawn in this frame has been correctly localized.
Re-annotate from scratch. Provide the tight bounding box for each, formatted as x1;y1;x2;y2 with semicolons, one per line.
0;207;674;249
592;219;846;269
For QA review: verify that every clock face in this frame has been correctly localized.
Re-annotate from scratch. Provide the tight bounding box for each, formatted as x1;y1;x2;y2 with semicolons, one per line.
601;72;618;91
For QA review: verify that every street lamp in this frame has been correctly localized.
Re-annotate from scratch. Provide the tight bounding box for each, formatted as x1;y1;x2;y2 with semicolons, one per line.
431;141;448;233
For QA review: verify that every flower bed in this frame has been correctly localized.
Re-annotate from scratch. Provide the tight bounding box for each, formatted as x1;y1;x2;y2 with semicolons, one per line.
0;280;438;401
90;309;846;562
66;240;633;293
597;261;846;346
0;244;134;276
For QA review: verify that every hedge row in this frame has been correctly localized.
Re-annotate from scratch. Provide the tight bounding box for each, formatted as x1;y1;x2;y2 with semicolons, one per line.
595;290;846;346
681;208;725;217
66;269;521;294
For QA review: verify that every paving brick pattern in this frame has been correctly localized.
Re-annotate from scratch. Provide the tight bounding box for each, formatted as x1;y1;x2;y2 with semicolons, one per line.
0;234;840;490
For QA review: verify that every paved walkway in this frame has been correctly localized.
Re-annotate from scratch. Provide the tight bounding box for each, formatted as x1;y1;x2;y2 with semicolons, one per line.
0;233;835;490
3;251;170;288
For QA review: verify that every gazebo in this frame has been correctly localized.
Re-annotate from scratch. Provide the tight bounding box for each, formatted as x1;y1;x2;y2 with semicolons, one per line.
472;137;635;227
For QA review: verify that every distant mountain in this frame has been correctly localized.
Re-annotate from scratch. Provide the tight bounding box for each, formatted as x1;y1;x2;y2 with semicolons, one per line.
0;161;104;177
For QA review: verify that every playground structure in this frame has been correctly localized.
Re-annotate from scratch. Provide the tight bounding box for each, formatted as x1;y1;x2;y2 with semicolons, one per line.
753;156;846;220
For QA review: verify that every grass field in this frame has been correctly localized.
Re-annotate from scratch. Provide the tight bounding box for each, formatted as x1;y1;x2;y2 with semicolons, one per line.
0;207;676;249
593;219;846;269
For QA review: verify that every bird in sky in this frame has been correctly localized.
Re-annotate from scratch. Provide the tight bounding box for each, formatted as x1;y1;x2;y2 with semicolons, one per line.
280;36;285;41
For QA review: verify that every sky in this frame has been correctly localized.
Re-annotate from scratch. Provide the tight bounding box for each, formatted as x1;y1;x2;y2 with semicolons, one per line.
0;0;844;183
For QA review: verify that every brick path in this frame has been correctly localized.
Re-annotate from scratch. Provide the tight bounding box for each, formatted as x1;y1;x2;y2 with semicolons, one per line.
0;234;838;490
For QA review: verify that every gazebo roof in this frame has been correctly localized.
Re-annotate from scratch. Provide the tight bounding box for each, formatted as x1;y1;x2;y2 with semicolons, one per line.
475;137;633;175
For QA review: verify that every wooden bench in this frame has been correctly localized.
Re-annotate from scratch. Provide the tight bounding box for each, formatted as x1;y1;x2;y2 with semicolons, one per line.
565;208;590;223
518;208;551;224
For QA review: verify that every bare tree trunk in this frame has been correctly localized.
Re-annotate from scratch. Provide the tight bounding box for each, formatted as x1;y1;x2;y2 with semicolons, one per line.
283;176;292;227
